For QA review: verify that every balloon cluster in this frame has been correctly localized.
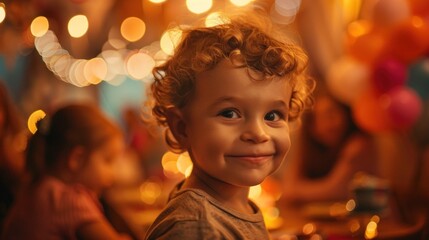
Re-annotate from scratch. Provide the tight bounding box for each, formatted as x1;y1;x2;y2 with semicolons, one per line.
327;0;429;133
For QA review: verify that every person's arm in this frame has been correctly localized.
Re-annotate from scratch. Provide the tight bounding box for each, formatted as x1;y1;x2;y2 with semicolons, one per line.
77;220;132;240
282;134;375;203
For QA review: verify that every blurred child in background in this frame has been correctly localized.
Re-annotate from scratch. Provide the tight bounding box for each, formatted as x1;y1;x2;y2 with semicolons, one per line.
0;81;27;231
1;103;131;240
281;86;379;203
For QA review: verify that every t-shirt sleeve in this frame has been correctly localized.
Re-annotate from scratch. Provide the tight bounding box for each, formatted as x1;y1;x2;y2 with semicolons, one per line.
147;220;223;240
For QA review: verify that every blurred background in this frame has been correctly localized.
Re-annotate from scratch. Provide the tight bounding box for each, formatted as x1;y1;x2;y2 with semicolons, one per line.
1;0;429;239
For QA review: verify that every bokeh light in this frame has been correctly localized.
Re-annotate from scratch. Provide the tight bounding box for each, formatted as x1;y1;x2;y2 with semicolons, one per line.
30;16;49;37
229;0;253;7
140;180;162;205
84;57;107;84
160;28;182;55
0;3;6;24
148;0;166;3
186;0;212;14
177;152;193;177
27;110;46;134
126;52;155;79
68;15;89;38
249;185;262;199
205;12;230;27
120;17;146;42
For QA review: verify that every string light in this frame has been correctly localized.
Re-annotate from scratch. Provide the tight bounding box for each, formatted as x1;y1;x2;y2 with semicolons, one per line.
120;17;146;42
186;0;212;14
30;16;49;37
0;3;6;24
68;15;88;38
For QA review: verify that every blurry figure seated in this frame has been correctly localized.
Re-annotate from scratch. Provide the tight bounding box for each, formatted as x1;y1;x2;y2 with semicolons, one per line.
0;81;27;231
281;88;380;203
1;103;131;240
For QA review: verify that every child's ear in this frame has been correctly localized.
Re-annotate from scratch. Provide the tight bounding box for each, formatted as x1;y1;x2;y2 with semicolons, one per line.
68;146;85;172
166;107;188;147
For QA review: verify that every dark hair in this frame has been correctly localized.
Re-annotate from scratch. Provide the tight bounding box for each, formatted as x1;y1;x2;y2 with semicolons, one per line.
0;82;23;140
300;89;363;179
26;103;122;181
146;11;315;153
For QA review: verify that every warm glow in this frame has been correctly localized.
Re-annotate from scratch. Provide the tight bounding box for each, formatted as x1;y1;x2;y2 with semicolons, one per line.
101;49;125;82
349;219;361;233
229;0;252;7
27;110;46;134
68;15;88;38
149;0;166;3
411;16;424;28
140;181;162;205
274;0;301;16
68;59;89;87
161;151;180;176
0;3;6;24
365;220;378;239
177;152;193;177
186;0;212;14
347;20;372;38
84;58;107;84
126;52;155;80
302;223;316;235
346;199;356;211
30;16;49;37
121;17;146;42
248;185;262;199
205;12;230;27
342;0;362;23
160;28;182;55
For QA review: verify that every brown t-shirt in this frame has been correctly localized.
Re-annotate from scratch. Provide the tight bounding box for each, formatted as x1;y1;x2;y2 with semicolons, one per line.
144;181;270;240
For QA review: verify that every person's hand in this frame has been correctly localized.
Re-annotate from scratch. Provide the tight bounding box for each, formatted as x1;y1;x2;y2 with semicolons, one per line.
340;134;369;162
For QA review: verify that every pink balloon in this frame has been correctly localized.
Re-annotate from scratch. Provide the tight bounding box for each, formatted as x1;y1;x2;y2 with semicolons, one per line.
372;58;407;93
386;87;423;129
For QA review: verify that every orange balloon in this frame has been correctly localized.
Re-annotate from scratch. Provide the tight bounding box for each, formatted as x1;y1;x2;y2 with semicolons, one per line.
346;21;388;64
387;16;429;64
352;88;393;133
408;0;429;16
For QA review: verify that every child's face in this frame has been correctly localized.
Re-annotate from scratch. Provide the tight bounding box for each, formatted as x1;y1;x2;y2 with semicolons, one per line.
180;59;292;187
77;136;124;195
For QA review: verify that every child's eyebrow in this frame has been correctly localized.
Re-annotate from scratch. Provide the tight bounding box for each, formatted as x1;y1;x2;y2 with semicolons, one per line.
272;100;289;109
209;96;237;108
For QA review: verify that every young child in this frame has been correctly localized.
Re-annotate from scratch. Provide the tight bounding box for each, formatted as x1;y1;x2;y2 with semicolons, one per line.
144;11;315;239
1;104;131;240
0;82;27;231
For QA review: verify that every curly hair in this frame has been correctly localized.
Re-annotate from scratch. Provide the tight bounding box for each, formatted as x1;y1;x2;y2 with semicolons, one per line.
146;11;315;153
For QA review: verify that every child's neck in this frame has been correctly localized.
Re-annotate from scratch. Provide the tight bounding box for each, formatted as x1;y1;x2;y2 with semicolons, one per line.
183;168;254;214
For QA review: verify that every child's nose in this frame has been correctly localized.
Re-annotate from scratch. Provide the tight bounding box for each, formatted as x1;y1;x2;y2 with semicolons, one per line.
240;119;270;143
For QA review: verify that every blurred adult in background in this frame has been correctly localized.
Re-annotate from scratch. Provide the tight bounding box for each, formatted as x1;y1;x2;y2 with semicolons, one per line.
281;86;380;203
0;81;27;231
1;103;131;240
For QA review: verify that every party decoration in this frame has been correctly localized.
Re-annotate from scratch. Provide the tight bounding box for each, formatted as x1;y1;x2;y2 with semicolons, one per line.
346;22;388;65
371;0;410;27
372;58;407;93
352;88;393;133
385;87;422;129
407;0;429;16
326;57;370;105
387;16;429;64
407;58;429;100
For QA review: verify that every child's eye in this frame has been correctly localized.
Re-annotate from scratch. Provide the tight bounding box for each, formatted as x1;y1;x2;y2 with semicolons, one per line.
265;111;283;121
218;109;240;119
